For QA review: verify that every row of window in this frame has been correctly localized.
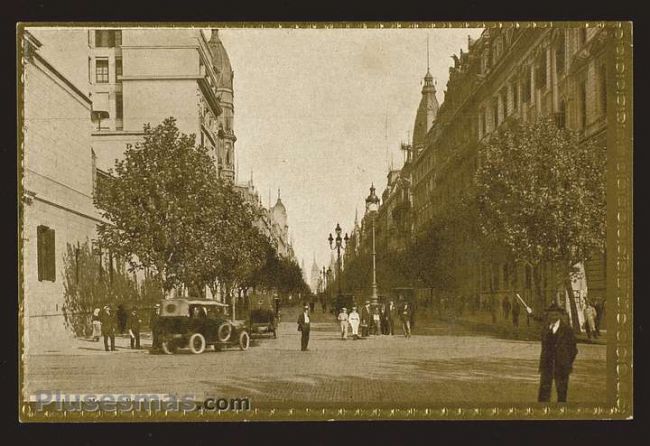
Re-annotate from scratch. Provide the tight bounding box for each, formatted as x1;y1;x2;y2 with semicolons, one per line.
94;30;122;48
94;57;122;84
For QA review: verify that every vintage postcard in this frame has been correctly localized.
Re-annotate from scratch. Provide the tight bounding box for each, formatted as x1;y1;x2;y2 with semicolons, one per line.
17;22;633;421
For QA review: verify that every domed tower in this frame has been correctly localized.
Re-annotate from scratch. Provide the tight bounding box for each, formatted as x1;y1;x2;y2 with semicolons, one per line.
412;59;439;157
208;29;236;181
271;189;288;233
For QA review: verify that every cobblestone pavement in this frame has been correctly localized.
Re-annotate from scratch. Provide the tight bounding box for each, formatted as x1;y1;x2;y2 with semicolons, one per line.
23;311;607;408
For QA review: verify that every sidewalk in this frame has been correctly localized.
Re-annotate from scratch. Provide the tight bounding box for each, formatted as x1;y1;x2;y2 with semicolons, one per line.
417;309;606;345
25;332;154;356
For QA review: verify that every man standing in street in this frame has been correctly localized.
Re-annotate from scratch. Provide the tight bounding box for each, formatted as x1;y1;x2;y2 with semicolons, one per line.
150;303;161;352
361;301;371;338
128;308;142;349
297;304;311;351
101;305;117;352
400;302;412;338
338;307;349;340
386;300;396;335
526;302;578;403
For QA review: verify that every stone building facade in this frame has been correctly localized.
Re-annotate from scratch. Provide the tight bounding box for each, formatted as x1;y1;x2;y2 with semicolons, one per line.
87;28;235;180
21;32;99;353
347;26;611;316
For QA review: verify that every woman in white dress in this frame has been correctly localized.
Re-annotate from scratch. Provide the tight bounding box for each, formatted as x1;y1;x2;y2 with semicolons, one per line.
91;308;102;341
348;306;361;339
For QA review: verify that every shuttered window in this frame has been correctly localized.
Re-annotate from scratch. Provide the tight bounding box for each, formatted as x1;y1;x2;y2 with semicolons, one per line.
37;225;56;282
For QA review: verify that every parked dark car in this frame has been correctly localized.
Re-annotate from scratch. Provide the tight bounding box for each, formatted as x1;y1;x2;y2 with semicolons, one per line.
157;299;250;354
249;307;278;338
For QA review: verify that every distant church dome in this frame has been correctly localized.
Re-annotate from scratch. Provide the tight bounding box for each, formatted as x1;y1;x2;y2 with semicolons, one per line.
412;68;439;150
208;29;233;89
271;189;287;228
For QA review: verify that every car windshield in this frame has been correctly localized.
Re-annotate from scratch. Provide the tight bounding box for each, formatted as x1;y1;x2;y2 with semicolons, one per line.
206;306;224;319
190;306;207;319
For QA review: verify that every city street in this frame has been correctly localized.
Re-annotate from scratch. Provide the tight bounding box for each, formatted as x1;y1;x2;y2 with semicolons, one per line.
23;309;607;408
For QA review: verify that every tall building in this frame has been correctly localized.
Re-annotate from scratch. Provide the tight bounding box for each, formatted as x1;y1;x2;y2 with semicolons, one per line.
21;31;98;353
88;28;235;180
310;256;321;293
348;26;611;314
234;179;296;262
269;189;294;259
410;27;611;310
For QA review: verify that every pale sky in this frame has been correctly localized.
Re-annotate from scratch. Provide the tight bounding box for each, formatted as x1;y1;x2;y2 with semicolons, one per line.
28;26;484;279
220;27;483;274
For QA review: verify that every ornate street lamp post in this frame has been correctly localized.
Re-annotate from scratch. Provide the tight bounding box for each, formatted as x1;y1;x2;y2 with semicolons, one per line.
365;184;381;307
328;223;348;298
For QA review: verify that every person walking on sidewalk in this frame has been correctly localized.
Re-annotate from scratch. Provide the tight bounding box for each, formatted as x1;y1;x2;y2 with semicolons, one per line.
525;302;578;403
149;304;161;352
594;298;604;336
338;307;349;339
128;309;142;349
348;306;361;339
583;301;598;339
400;302;412;338
361;301;371;337
100;305;117;352
386;300;396;335
91;308;102;342
297;305;311;351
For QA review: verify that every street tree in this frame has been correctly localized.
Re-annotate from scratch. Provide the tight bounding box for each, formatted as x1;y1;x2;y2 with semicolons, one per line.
474;117;606;327
95;117;225;293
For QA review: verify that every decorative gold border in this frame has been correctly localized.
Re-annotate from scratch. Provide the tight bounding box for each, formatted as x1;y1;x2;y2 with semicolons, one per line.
17;20;633;422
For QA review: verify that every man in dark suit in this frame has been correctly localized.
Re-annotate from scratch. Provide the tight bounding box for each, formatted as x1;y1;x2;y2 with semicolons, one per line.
526;302;578;402
297;305;311;351
385;300;396;335
360;301;371;337
100;305;117;352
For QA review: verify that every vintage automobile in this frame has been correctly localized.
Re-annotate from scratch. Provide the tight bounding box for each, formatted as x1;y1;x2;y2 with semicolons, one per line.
249;307;278;338
247;297;278;338
157;299;250;354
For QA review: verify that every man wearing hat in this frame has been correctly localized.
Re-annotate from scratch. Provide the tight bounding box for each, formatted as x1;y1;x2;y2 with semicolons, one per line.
128;308;142;349
150;303;161;352
297;304;311;351
100;305;117;352
361;301;371;337
338;307;349;339
526;302;578;403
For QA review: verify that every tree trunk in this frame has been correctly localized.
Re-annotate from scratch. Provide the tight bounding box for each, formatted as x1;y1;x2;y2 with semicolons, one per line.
532;263;544;311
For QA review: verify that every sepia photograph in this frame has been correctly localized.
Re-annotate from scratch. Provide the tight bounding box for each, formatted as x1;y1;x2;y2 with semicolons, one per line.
17;22;633;421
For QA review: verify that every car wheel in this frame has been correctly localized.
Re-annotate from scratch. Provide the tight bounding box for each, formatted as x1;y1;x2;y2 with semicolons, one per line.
239;331;250;351
188;333;206;354
217;323;232;343
161;341;177;355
